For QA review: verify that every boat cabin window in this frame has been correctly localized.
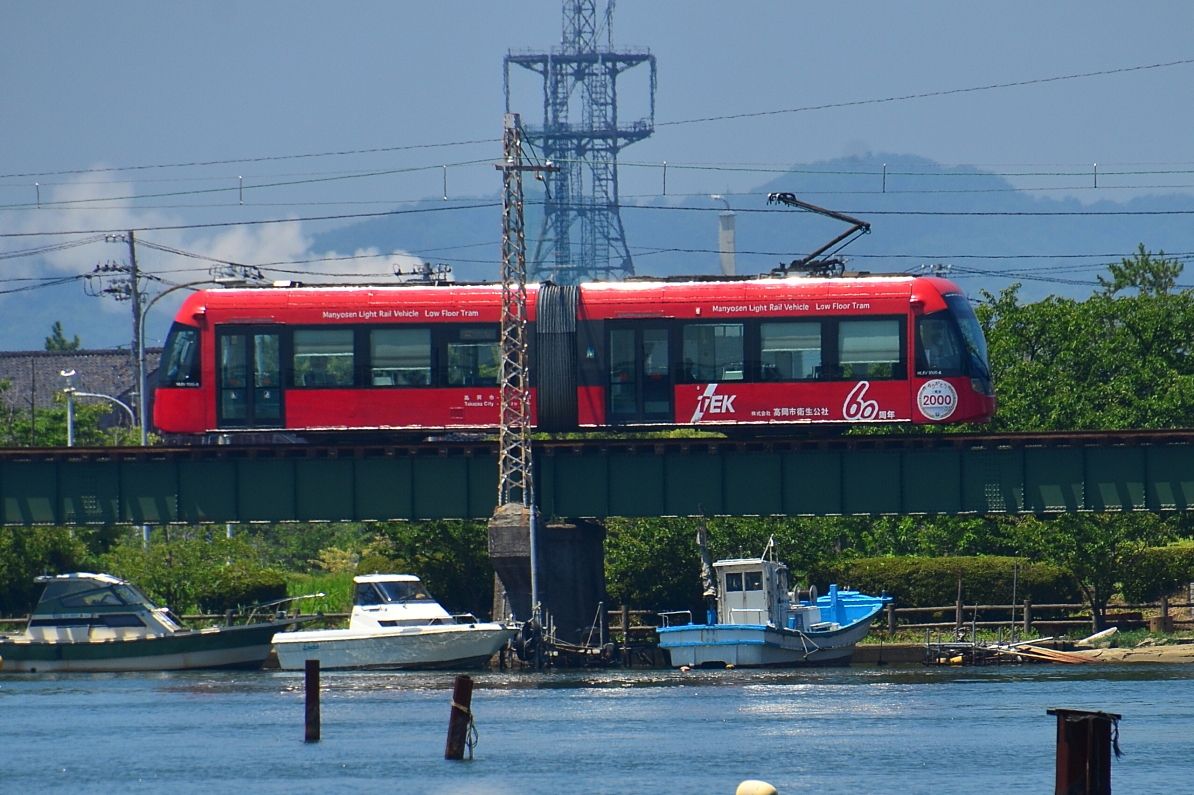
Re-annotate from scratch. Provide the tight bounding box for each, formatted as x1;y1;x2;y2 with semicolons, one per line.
102;614;147;628
60;587;125;608
355;580;434;605
354;582;383;606
724;570;764;594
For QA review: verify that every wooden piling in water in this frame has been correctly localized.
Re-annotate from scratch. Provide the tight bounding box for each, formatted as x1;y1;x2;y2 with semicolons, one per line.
1048;707;1120;794
304;659;320;743
621;605;631;667
445;674;474;761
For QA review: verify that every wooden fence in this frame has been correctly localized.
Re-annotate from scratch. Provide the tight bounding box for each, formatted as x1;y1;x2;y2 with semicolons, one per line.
604;598;1194;642
4;600;1192;639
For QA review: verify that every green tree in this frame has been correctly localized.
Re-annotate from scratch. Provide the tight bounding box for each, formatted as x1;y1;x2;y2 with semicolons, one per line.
43;321;81;351
977;283;1194;430
1097;243;1183;297
98;528;283;614
1009;514;1177;630
0;527;90;616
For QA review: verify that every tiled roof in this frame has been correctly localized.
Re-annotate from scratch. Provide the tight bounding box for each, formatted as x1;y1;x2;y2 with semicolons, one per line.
0;348;162;427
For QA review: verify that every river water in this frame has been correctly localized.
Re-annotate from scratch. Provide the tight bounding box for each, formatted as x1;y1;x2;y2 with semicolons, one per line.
1;663;1190;794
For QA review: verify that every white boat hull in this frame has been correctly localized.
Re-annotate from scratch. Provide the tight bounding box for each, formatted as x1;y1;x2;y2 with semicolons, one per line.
273;622;517;671
657;616;877;668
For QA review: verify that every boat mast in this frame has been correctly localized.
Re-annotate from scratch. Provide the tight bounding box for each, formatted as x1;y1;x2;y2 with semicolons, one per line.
697;519;717;625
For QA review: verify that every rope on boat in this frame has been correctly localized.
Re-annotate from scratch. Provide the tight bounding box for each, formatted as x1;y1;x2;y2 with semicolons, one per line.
451;699;479;759
796;630;823;662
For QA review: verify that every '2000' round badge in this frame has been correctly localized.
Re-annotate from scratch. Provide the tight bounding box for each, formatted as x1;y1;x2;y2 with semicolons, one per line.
917;379;957;421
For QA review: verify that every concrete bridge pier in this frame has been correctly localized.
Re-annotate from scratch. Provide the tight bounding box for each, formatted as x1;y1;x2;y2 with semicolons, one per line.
488;504;606;646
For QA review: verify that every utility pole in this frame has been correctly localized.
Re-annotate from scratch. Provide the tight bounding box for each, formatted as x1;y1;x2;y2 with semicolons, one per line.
126;231;147;446
92;231;152;444
489;114;558;660
496;114;533;510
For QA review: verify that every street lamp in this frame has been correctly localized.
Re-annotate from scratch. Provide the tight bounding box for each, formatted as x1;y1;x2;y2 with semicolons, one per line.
60;369;136;447
710;194;736;276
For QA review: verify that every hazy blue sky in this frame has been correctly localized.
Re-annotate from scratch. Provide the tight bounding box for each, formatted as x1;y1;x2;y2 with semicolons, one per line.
2;1;1193;345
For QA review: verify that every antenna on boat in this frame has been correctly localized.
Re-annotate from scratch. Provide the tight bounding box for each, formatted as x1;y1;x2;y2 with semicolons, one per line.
762;535;777;562
696;517;718;625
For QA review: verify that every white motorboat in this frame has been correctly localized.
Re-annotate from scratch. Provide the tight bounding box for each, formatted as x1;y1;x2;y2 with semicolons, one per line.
656;547;889;668
0;572;309;673
272;574;517;670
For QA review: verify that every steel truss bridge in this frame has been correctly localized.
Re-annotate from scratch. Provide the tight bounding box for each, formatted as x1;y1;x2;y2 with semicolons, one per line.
0;431;1192;526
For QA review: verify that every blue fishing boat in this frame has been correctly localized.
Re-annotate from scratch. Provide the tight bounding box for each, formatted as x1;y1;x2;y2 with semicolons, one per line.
656;541;889;668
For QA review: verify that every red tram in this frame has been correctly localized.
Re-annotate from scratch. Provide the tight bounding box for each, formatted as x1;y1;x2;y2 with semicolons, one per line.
153;275;995;438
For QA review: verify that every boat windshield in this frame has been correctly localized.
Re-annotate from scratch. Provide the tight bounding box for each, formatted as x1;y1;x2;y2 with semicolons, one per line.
356;580;435;606
40;580;155;609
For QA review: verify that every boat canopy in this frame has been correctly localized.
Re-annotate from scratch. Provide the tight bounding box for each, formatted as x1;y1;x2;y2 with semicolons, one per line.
353;575;436;607
713;558;790;627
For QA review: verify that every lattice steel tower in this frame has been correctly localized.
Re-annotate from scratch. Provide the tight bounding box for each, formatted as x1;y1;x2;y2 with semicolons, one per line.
504;0;655;283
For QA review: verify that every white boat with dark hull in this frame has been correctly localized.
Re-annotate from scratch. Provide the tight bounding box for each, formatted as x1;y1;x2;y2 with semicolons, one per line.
656;549;889;668
272;574;517;671
0;573;309;673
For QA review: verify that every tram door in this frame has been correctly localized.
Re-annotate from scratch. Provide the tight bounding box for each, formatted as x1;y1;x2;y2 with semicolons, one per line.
607;327;672;423
217;329;283;427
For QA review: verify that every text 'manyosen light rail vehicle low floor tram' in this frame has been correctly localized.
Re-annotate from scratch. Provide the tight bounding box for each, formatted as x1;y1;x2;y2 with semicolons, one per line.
153;274;995;440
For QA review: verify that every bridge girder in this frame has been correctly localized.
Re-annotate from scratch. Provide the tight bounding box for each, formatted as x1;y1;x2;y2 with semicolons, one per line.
1;432;1192;526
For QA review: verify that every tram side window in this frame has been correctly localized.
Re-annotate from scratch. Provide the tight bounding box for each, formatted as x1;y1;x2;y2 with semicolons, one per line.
681;323;744;382
371;328;431;387
447;326;499;387
158;324;200;386
294;329;355;387
760;321;821;381
839;319;902;380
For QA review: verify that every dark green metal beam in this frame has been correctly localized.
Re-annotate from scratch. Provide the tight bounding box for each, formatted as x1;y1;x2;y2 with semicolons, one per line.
1;432;1191;525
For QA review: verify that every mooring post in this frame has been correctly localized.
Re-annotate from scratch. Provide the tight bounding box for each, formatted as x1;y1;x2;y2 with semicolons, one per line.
954;574;963;631
304;659;320;743
886;601;897;635
1047;707;1121;794
621;605;631;667
445;674;475;761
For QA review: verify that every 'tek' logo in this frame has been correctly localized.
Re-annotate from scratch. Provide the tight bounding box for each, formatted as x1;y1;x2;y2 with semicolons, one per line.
690;384;737;422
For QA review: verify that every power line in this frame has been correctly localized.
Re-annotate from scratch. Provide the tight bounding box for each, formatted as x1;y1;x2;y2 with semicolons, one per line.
619;203;1194;217
0;235;108;260
658;57;1194;127
5;55;1189;195
0;160;492;211
0;274;85;295
0;139;499;181
0;202;502;239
